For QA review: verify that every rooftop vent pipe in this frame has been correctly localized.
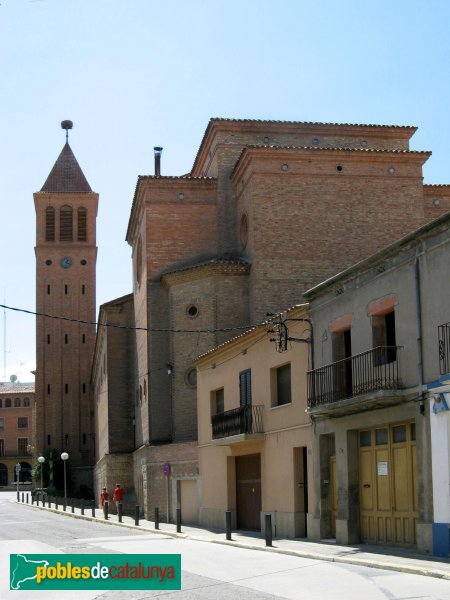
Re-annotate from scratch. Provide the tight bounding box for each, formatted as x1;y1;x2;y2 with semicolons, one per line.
154;146;163;177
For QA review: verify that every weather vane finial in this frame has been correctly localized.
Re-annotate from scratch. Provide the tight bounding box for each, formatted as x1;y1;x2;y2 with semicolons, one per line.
61;120;73;143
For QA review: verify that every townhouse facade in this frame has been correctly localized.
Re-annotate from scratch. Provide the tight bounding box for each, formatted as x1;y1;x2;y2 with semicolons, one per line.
304;211;450;555
196;305;311;537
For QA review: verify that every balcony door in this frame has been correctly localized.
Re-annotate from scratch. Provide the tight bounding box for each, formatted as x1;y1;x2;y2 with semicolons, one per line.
239;369;252;433
332;329;353;400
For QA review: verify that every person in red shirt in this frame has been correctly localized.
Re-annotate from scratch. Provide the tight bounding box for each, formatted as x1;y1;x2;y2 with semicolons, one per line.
100;487;109;514
113;483;123;512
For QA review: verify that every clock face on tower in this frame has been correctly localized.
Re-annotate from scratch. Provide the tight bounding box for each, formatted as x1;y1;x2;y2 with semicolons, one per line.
60;256;72;269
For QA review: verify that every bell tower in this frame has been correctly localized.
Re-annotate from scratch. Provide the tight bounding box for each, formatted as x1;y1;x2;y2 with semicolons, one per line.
34;121;98;475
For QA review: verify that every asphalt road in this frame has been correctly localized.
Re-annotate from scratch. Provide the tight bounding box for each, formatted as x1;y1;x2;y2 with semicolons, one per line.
1;492;450;600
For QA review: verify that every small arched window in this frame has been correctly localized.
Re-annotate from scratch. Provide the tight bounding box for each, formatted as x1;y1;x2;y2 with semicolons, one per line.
60;205;73;241
14;398;21;407
77;207;87;241
46;206;55;241
23;397;30;407
5;398;11;408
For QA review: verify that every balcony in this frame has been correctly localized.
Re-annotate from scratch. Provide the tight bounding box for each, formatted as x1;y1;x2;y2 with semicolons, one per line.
307;346;404;412
438;323;450;376
211;404;264;444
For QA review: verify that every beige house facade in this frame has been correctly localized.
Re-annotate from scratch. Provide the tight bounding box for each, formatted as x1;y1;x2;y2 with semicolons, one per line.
196;305;312;537
304;211;450;555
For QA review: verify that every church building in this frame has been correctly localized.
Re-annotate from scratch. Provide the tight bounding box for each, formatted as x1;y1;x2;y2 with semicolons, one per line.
92;118;450;520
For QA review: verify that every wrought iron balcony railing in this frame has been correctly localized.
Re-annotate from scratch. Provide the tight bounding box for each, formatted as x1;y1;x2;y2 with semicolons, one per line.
307;346;403;408
438;322;450;376
211;404;264;440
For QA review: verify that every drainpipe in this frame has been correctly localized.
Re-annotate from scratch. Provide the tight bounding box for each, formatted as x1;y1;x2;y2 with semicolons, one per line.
414;249;425;415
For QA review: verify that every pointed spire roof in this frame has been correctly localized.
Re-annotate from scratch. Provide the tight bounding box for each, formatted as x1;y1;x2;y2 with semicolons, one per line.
41;142;92;193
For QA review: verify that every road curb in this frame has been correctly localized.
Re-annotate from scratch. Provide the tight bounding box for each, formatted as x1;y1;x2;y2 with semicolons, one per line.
18;501;450;580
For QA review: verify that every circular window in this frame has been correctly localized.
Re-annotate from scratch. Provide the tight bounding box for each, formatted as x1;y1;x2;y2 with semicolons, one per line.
186;368;197;387
336;165;343;172
263;136;270;144
281;163;289;171
240;212;249;250
80;259;87;265
178;192;185;201
45;259;52;266
361;140;368;147
433;198;440;207
186;304;199;318
388;166;396;175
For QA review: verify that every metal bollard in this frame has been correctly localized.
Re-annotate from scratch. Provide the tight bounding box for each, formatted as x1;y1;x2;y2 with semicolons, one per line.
71;500;75;514
118;502;123;523
91;500;95;518
225;510;232;541
104;500;109;520
81;499;84;516
155;507;160;530
135;505;140;526
21;493;24;503
265;514;273;547
26;493;29;504
37;496;40;507
176;508;181;533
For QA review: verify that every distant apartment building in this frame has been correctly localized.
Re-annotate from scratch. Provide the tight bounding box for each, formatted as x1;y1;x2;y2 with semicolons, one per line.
0;384;35;486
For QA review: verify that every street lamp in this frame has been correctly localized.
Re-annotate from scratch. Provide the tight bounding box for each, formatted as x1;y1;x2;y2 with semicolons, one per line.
61;452;69;510
37;456;45;493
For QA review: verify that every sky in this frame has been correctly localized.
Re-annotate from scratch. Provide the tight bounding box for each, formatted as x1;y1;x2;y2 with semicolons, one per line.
1;0;450;383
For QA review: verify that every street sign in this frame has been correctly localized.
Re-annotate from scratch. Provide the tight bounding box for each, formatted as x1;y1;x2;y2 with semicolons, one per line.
163;463;170;477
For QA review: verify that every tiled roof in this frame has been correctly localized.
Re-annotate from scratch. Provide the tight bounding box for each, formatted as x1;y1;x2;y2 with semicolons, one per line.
0;385;35;395
231;145;431;177
41;143;92;193
195;303;308;361
208;117;416;129
424;184;450;188
161;257;250;278
126;175;217;243
191;117;417;173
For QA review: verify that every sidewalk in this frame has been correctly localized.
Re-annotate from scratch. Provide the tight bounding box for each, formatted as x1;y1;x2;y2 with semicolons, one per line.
19;499;450;580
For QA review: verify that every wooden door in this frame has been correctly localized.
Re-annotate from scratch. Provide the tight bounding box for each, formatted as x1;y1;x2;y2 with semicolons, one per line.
236;454;261;531
359;422;417;547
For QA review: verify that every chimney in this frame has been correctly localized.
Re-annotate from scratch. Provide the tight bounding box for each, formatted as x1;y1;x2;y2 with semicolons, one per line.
154;146;163;177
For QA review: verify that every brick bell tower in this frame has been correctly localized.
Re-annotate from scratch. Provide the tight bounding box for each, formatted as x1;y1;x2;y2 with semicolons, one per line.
34;121;98;480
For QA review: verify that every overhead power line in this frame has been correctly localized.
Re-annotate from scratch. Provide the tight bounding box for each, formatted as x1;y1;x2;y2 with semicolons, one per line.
0;303;261;334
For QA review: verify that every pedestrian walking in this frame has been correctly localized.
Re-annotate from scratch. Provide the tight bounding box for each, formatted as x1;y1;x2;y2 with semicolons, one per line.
100;487;109;518
113;483;123;512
